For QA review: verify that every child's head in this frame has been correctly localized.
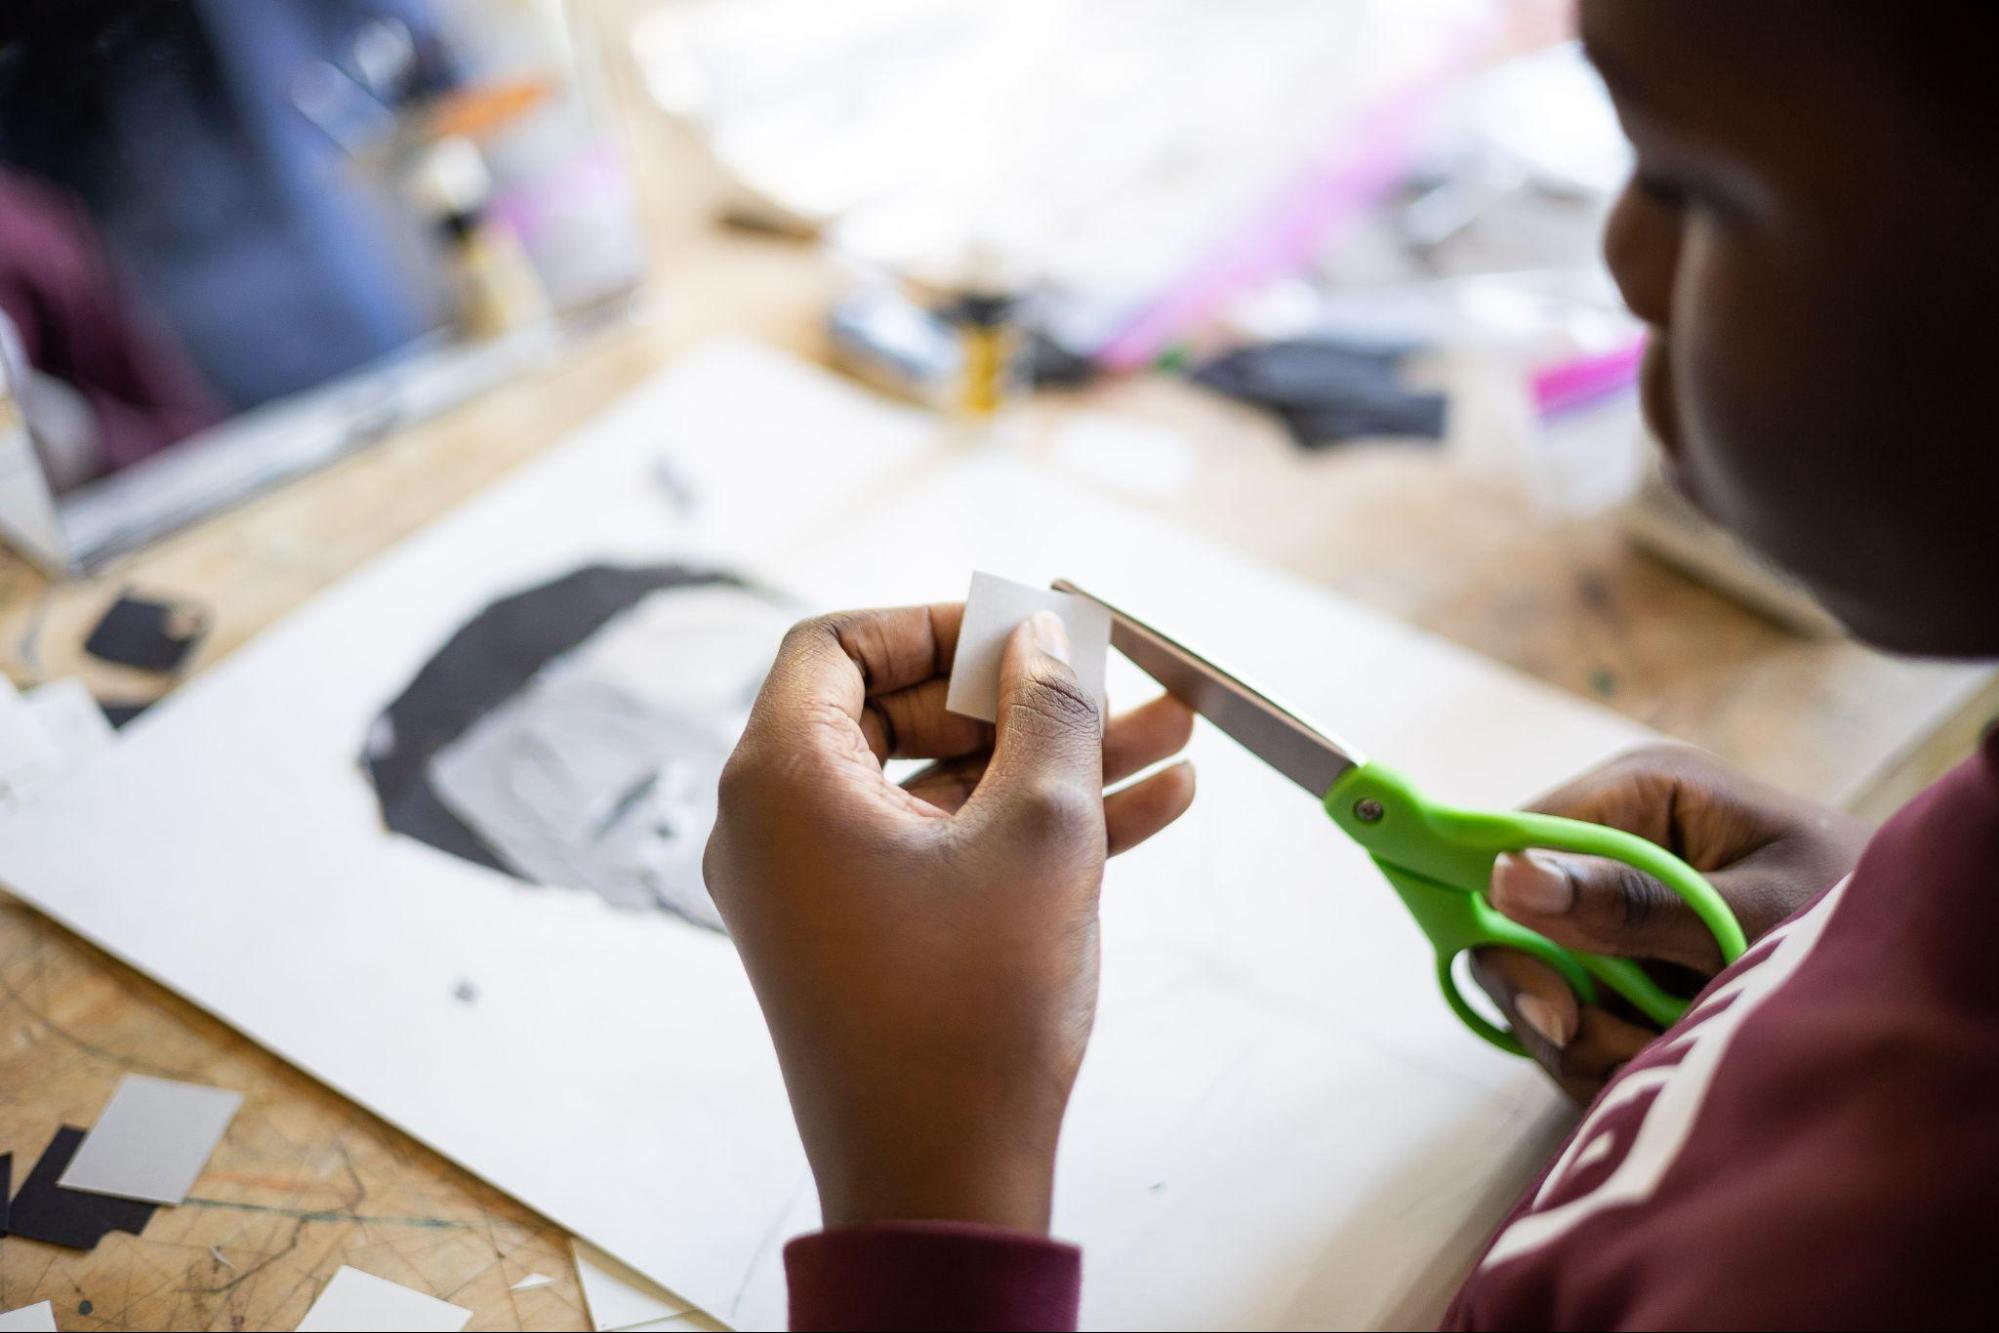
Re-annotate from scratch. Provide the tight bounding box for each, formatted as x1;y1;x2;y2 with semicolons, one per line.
1582;1;1998;656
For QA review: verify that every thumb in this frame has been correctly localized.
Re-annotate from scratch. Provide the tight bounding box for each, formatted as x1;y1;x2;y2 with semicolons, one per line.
970;611;1105;825
1489;849;1731;974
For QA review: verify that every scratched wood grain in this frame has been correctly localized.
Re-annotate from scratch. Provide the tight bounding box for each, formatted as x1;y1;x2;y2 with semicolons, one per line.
0;895;587;1331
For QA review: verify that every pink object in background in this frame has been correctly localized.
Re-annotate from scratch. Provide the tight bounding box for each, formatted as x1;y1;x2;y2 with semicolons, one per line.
1531;334;1646;420
1094;29;1493;373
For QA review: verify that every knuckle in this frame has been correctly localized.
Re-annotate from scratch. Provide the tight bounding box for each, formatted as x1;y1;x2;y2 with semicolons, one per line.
779;613;841;656
1613;741;1702;773
1008;668;1102;736
1011;777;1101;842
714;750;762;811
1611;863;1676;928
1586;742;1696;795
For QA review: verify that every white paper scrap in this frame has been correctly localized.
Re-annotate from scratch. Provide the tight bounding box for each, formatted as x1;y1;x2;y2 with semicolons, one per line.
25;678;115;767
0;1302;56;1333
0;678;60;804
511;1272;557;1292
945;572;1112;724
57;1073;243;1205
574;1238;701;1331
295;1266;471;1333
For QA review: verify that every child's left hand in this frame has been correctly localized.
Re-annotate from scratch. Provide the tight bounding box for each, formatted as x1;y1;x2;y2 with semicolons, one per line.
1470;745;1869;1101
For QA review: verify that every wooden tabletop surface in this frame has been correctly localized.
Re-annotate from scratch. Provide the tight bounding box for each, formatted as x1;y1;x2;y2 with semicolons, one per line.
3;3;1993;1327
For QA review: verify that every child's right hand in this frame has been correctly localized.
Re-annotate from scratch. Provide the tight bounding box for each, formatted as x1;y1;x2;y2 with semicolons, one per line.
1469;745;1871;1102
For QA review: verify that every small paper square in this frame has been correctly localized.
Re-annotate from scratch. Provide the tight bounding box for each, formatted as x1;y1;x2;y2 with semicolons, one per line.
0;1302;56;1333
57;1073;242;1205
295;1267;471;1333
945;573;1111;724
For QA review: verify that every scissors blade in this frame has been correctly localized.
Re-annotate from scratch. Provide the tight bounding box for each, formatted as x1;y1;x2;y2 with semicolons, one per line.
1053;579;1363;798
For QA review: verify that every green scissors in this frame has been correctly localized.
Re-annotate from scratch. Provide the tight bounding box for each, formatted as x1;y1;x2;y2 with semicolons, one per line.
1054;579;1748;1056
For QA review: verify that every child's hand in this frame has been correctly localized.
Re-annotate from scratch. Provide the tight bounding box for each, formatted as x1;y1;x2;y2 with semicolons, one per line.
704;604;1196;1233
1470;745;1869;1101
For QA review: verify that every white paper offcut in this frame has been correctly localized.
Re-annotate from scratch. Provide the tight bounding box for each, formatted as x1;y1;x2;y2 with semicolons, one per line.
0;1302;56;1333
58;1073;242;1205
294;1266;471;1333
574;1237;726;1331
945;572;1112;723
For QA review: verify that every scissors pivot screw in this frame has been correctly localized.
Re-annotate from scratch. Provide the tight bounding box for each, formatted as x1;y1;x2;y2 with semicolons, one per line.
1352;798;1385;824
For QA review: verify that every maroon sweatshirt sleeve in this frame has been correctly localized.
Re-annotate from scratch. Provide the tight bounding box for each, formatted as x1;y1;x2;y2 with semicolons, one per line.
785;1221;1081;1332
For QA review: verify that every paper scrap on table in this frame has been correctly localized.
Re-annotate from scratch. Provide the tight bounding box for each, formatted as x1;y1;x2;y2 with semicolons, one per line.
26;679;116;766
1;678;116;809
944;572;1112;724
295;1267;470;1333
4;1127;158;1249
0;1302;56;1333
57;1073;242;1205
572;1238;722;1332
0;678;61;804
511;1272;557;1292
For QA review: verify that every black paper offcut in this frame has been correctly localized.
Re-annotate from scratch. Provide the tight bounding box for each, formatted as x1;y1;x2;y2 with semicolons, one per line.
83;594;209;674
4;1127;159;1249
1;1151;11;1234
1192;338;1448;450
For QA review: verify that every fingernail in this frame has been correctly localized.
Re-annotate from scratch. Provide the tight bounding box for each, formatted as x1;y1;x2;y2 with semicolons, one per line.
1515;993;1573;1049
1028;610;1071;664
1491;851;1575;917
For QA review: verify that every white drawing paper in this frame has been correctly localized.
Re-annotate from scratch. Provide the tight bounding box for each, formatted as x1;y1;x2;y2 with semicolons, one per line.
294;1266;471;1333
57;1073;242;1205
0;340;1655;1330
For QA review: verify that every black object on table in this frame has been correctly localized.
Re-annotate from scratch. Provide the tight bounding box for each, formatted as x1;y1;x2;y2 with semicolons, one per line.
3;1126;159;1250
1192;338;1448;449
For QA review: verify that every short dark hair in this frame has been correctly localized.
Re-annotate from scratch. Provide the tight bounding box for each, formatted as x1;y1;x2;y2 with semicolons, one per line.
1879;5;1999;129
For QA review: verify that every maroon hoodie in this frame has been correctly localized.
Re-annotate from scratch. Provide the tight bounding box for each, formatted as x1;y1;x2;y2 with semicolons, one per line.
786;728;1999;1330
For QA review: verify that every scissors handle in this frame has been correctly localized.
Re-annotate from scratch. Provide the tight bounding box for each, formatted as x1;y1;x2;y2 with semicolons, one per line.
1325;762;1749;1056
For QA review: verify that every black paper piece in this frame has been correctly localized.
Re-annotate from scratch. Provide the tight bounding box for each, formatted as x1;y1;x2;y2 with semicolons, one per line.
83;594;210;674
1192;338;1448;449
100;701;152;730
4;1127;159;1249
1;1151;12;1234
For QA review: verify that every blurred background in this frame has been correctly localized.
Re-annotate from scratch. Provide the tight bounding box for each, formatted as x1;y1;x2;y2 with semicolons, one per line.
1;0;1652;560
0;0;645;563
1;0;1987;816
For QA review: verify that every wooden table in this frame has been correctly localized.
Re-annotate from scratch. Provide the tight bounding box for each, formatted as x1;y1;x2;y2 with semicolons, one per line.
4;4;1993;1327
